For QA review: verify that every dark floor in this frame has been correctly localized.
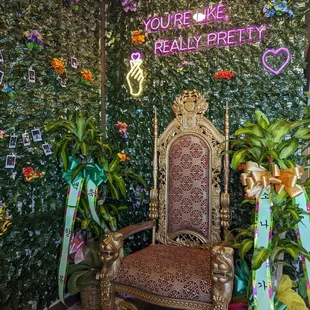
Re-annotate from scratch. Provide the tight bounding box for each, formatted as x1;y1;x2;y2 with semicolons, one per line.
67;300;175;310
133;299;174;309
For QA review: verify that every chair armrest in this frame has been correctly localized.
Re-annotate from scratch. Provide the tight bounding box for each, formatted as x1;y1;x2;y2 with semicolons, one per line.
117;220;155;240
211;246;234;307
99;220;155;282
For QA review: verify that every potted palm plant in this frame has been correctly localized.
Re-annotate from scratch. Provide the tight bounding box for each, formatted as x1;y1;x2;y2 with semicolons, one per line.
229;110;310;309
45;112;144;309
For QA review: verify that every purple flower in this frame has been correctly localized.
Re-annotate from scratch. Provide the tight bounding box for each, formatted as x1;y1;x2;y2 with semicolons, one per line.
121;0;137;12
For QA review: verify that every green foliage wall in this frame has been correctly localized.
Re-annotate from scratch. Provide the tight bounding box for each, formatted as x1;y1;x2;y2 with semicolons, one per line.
106;0;308;230
0;1;101;309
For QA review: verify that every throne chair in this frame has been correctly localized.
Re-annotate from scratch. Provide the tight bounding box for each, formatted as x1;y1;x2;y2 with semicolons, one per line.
99;90;234;310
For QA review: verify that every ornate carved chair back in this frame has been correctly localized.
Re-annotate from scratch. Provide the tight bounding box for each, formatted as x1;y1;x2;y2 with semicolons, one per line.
150;90;230;248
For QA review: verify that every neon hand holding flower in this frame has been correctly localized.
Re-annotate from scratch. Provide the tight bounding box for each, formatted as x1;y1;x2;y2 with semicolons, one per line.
126;53;144;96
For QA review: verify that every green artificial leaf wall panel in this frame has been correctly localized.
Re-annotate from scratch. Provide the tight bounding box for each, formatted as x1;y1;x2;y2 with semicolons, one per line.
0;0;101;309
105;0;307;230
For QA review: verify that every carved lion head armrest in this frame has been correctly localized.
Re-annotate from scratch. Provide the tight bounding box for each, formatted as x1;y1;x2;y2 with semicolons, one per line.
100;232;124;281
211;246;234;308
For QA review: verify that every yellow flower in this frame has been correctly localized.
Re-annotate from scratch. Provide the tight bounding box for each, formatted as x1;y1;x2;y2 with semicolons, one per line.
117;152;130;162
51;58;65;75
80;69;94;83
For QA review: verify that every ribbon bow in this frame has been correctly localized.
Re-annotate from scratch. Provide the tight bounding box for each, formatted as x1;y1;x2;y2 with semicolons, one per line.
276;275;308;310
84;163;107;186
272;165;304;198
241;161;304;199
241;161;270;199
61;157;82;185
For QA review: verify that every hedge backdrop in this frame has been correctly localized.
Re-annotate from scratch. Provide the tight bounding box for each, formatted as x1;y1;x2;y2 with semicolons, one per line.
0;1;101;309
0;0;309;309
105;0;308;229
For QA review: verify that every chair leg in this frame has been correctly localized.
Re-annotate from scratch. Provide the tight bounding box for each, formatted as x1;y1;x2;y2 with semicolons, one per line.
99;232;125;310
115;297;138;310
100;279;116;310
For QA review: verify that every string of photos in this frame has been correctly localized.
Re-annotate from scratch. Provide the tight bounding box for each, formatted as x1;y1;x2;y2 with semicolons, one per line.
3;129;52;170
0;47;93;91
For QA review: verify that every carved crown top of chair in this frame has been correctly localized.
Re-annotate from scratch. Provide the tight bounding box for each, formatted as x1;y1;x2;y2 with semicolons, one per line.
172;90;208;119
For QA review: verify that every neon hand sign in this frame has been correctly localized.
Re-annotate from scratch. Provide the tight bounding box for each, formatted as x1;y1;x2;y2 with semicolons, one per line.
126;52;144;97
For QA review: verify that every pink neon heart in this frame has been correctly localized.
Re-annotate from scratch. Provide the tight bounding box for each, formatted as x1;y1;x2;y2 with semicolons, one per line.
131;53;141;61
262;48;291;75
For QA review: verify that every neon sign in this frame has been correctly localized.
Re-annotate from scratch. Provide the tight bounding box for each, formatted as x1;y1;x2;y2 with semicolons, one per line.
262;48;290;75
126;52;144;97
142;4;268;56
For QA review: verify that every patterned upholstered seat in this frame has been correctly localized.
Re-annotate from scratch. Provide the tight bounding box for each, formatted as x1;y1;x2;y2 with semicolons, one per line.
115;244;212;303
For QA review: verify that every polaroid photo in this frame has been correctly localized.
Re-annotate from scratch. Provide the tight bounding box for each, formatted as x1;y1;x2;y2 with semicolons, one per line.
5;155;16;169
28;68;36;83
22;132;31;146
8;135;17;149
42;143;52;156
31;128;42;142
57;76;67;88
71;57;78;69
0;50;3;63
0;71;4;85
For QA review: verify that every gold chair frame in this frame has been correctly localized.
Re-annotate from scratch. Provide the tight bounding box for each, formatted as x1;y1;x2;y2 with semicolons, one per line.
100;90;234;310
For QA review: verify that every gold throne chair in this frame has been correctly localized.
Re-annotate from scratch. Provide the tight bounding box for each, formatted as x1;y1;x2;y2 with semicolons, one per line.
99;90;234;310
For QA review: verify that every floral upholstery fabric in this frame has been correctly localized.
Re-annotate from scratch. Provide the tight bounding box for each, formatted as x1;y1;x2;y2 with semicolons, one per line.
168;134;210;238
115;244;212;303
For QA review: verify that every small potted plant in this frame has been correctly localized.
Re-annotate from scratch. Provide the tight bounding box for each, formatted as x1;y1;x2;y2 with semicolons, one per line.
229;110;310;309
67;242;102;310
45;112;145;309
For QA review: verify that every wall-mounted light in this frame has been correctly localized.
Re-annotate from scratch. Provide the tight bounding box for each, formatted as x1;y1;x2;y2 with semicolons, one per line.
126;52;144;97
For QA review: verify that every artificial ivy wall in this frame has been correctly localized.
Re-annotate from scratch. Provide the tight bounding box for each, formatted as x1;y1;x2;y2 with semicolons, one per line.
106;0;308;229
0;1;101;309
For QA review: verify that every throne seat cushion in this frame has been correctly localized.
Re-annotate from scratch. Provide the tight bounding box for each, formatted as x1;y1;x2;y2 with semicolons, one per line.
114;244;212;303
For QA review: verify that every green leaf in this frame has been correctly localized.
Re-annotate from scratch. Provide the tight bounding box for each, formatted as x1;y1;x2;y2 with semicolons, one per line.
271;246;286;261
231;149;247;170
72;164;86;181
286;207;301;221
67;262;89;276
67;270;88;295
255;110;269;129
294;127;310;139
252;247;271;270
298;275;308;299
269;120;291;142
235;128;254;135
279;138;299;159
76;113;86;140
239;239;254;259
